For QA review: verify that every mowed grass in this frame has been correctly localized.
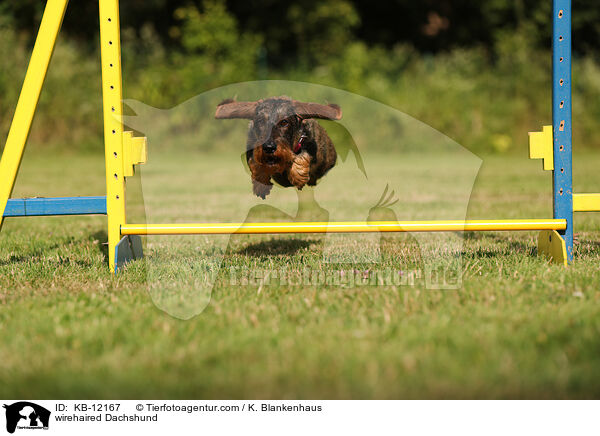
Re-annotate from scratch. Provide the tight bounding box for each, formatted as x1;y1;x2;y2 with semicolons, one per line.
1;146;599;399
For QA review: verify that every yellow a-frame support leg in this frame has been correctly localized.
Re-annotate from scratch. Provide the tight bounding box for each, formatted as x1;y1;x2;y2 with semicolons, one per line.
0;0;69;228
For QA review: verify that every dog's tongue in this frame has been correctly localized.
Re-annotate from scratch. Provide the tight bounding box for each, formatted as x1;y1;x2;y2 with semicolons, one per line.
294;136;305;153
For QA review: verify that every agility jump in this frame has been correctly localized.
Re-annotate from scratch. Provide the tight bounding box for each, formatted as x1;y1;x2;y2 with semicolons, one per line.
0;0;597;273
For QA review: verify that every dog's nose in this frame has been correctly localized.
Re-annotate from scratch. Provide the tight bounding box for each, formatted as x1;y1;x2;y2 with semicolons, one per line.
262;141;277;154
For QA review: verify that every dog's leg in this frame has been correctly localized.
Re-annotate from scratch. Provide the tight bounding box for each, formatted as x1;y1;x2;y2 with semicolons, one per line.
248;158;273;199
289;153;311;190
252;178;273;199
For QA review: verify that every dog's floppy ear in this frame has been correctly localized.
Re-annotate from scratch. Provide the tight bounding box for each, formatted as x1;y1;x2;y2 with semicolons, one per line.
293;101;342;120
215;99;258;119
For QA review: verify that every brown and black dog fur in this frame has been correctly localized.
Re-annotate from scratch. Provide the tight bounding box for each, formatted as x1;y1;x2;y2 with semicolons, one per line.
215;96;340;199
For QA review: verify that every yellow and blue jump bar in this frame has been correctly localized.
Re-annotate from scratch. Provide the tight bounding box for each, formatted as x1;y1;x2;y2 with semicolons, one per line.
120;219;567;235
2;198;567;234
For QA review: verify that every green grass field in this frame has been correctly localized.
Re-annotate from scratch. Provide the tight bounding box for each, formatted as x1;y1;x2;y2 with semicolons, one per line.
1;146;599;399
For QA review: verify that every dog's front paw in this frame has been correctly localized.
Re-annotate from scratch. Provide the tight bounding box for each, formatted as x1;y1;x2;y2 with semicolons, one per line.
253;179;273;199
289;154;311;189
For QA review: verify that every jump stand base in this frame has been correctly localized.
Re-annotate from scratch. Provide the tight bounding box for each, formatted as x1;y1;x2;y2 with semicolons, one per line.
538;230;567;266
114;235;143;273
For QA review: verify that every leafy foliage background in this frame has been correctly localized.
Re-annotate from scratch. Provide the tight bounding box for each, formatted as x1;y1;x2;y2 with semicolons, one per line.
1;0;600;153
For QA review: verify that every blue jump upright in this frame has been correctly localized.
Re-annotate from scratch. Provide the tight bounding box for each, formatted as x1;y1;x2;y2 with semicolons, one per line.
552;0;574;262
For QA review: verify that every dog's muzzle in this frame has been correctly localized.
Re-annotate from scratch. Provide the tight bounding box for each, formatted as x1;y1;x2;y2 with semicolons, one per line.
262;141;277;154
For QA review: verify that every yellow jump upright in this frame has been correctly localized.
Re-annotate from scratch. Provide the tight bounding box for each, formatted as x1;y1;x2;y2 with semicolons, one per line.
99;0;131;272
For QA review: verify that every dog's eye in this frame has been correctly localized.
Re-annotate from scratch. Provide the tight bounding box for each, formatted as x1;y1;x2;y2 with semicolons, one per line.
278;119;289;127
